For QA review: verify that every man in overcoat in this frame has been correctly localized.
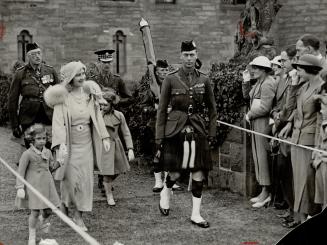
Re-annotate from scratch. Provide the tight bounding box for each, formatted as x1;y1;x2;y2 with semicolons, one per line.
8;42;59;147
156;40;217;228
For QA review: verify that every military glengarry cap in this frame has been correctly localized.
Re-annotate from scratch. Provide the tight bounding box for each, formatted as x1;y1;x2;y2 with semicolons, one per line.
26;42;40;53
94;49;115;62
181;40;197;52
156;59;169;68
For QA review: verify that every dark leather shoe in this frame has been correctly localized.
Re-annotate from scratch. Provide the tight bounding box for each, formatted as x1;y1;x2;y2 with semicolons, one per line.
153;187;163;193
172;185;184;191
159;204;169;216
282;215;294;223
274;201;289;210
282;220;300;228
191;219;210;228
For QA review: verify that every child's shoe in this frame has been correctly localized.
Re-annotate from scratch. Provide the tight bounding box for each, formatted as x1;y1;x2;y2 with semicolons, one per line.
39;215;51;233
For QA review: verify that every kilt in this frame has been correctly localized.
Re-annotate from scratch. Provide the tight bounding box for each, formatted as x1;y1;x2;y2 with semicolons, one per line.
161;128;212;172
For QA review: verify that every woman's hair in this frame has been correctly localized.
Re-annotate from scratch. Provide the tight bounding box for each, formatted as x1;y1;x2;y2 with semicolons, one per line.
297;64;322;75
285;45;297;59
24;124;47;145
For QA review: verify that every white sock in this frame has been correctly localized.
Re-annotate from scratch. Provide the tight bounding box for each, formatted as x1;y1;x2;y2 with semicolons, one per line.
160;185;171;209
154;172;163;188
191;196;205;223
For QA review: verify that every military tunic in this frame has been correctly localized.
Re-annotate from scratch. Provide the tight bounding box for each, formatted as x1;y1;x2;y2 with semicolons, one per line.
8;63;59;131
86;62;132;105
156;67;217;171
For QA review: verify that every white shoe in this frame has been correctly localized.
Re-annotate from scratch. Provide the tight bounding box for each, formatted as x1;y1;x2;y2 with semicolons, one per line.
72;217;88;232
252;195;271;208
250;196;260;203
39;215;51;233
103;182;116;206
107;193;116;206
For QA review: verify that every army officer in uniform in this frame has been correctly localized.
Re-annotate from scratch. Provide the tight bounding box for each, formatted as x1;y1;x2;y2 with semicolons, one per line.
86;48;132;106
156;40;217;228
8;42;59;147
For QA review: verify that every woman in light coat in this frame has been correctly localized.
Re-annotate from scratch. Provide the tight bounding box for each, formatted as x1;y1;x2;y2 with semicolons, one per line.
242;56;277;208
96;89;135;206
44;61;110;231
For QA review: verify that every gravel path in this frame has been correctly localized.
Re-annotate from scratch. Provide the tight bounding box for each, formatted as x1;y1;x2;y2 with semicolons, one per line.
0;126;289;245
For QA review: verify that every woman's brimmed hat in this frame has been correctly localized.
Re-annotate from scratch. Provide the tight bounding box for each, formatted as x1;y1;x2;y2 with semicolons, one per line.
102;88;120;105
60;61;86;87
249;56;272;70
271;55;282;67
292;54;323;70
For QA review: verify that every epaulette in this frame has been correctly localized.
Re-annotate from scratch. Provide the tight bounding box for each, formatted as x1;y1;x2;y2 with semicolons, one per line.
16;66;25;71
197;69;208;76
167;69;179;75
43;64;54;68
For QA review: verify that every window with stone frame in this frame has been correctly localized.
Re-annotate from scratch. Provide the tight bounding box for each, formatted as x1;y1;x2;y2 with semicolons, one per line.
17;30;33;62
156;0;176;3
113;30;127;74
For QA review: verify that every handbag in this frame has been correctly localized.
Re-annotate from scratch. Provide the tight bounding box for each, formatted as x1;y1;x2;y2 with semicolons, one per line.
54;144;68;181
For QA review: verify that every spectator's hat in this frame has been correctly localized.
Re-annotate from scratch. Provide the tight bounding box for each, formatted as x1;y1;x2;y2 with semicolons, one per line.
292;54;322;70
102;88;120;105
271;55;282;67
181;40;197;52
156;59;169;68
94;49;115;62
249;56;272;71
26;42;40;54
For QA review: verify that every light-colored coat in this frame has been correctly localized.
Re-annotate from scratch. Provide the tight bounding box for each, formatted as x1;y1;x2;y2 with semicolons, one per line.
243;75;276;186
45;84;109;179
96;110;133;175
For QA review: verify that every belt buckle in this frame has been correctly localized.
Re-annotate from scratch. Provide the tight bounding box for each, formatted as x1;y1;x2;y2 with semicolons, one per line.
76;125;84;131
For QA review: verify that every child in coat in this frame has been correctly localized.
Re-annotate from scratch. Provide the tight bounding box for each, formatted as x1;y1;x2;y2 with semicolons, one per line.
99;89;135;206
15;124;60;245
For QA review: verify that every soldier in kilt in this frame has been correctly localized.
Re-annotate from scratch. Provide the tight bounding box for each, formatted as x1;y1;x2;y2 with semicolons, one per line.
156;40;217;228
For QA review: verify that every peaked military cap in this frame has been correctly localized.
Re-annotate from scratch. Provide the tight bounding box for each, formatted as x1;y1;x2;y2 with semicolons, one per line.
94;49;115;62
156;59;169;68
181;40;197;52
26;42;40;53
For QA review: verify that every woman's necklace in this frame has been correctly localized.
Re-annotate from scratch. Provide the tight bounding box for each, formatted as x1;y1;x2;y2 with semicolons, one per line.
70;89;85;104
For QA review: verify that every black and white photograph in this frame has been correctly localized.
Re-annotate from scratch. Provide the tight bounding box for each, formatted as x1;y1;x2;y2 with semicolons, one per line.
0;0;327;244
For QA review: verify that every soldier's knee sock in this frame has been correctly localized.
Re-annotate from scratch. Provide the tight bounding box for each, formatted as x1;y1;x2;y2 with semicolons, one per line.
192;180;203;198
165;175;176;188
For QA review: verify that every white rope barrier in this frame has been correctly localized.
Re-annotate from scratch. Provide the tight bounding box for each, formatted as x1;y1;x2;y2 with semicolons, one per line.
217;119;327;155
0;155;101;245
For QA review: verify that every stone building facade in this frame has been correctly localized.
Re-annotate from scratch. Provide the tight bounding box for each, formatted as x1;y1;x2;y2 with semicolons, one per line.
0;0;245;80
1;0;327;196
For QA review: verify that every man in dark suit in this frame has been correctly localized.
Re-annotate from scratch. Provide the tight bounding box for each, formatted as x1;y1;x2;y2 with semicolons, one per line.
8;42;59;147
156;40;217;228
